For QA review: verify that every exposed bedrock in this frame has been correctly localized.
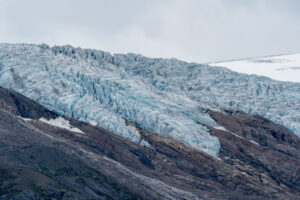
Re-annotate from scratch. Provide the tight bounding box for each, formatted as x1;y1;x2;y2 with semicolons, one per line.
0;87;299;199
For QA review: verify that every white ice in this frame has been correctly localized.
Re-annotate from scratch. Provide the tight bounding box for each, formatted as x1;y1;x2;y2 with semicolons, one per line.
209;54;300;83
39;117;85;134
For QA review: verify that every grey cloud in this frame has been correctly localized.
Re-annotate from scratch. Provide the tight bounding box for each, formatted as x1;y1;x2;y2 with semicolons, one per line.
0;0;299;63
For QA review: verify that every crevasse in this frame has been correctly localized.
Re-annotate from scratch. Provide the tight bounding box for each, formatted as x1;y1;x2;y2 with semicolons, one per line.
0;43;300;157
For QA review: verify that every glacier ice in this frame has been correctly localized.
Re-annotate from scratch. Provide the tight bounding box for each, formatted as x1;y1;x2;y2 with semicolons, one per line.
0;43;300;157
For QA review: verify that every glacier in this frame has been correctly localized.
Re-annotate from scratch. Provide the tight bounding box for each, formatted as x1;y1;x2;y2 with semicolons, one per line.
0;43;299;157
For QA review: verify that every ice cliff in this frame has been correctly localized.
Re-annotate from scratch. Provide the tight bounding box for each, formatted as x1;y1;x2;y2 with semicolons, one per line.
0;43;299;157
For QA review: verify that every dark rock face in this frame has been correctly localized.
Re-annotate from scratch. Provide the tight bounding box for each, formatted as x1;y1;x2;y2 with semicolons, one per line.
0;87;58;120
0;87;299;200
208;110;300;195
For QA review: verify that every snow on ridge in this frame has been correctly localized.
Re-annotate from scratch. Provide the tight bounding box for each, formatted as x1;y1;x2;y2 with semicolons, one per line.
214;126;259;145
40;117;85;134
209;53;300;83
214;126;228;132
17;116;33;122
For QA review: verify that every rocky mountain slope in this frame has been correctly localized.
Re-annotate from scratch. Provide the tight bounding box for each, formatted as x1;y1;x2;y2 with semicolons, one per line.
0;87;299;199
0;43;299;199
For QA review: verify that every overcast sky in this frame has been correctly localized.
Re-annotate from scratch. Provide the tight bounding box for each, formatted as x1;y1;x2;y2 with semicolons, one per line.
0;0;300;63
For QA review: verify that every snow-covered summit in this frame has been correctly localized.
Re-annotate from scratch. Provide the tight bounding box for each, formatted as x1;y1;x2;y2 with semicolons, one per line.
0;43;299;157
209;54;300;83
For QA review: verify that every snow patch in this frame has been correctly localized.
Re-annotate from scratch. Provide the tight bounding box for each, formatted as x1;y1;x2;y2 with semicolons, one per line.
18;116;33;122
215;125;245;140
249;140;259;145
214;126;228;132
88;120;98;126
209;53;300;83
214;126;259;145
39;117;85;134
139;139;153;149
